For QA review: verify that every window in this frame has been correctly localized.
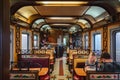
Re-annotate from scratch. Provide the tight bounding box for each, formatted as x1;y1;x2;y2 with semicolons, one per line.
10;29;14;62
84;35;88;50
116;32;120;62
111;28;120;61
63;38;66;46
33;34;39;49
22;33;29;49
93;33;101;51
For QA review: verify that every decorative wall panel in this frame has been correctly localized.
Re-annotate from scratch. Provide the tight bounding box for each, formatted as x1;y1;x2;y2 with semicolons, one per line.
15;26;20;54
88;31;91;50
89;74;118;80
103;26;108;52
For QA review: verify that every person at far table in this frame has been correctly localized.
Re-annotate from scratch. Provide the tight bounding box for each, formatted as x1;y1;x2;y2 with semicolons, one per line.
100;52;113;62
85;52;97;71
98;52;113;72
41;44;48;49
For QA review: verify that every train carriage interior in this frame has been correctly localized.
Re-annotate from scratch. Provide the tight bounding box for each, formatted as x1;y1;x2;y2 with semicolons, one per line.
1;0;120;80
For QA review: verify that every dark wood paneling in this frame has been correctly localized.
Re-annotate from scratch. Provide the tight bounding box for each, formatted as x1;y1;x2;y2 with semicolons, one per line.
0;1;3;79
0;0;10;80
88;31;91;50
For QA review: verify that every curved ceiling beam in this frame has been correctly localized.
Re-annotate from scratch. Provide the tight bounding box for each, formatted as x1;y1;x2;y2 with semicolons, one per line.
69;24;83;33
81;16;95;28
82;14;96;24
28;14;41;23
10;1;37;15
83;18;93;28
76;22;85;29
89;1;118;21
36;22;47;29
76;18;92;30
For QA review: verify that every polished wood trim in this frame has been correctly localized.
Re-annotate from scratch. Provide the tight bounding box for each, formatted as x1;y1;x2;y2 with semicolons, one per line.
0;0;10;80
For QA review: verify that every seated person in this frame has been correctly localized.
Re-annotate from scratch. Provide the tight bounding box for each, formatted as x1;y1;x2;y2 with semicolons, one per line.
98;52;113;72
100;52;113;62
114;62;120;72
85;52;97;71
41;44;48;49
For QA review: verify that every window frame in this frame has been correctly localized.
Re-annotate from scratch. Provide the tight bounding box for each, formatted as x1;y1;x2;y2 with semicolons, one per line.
21;32;29;50
93;33;101;51
111;28;120;61
84;34;88;50
10;28;14;62
33;34;39;49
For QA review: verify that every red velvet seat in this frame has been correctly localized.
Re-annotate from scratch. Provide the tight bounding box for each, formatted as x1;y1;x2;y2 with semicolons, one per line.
18;54;50;80
39;74;50;80
74;75;86;80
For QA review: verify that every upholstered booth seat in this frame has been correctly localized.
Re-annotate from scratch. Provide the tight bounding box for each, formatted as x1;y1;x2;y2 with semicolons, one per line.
39;74;50;80
16;54;50;80
114;62;120;72
74;68;86;76
73;75;79;80
74;59;87;69
73;54;87;80
73;70;86;80
38;68;50;80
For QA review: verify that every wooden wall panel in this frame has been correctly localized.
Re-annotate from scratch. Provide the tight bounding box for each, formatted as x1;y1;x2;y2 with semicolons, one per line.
0;0;10;79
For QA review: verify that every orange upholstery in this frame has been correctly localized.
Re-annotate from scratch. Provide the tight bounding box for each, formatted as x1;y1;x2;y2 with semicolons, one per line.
74;59;87;68
74;68;86;76
38;68;48;76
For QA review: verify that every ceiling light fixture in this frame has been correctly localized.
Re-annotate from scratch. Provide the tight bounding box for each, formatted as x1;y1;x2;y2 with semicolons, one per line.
48;17;75;20
51;24;71;26
36;1;88;6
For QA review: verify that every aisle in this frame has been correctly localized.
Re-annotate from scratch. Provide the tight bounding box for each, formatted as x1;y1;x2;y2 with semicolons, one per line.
50;56;72;80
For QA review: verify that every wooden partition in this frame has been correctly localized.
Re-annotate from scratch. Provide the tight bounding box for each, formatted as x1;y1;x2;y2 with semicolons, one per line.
33;49;55;73
68;49;89;64
73;54;88;80
11;54;50;80
68;49;77;73
86;62;120;80
33;49;54;61
33;49;46;54
87;71;120;80
73;54;88;69
10;70;39;80
68;49;89;73
17;54;50;68
46;49;55;73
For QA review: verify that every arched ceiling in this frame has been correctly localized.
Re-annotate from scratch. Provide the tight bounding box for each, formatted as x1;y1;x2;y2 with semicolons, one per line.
10;0;120;33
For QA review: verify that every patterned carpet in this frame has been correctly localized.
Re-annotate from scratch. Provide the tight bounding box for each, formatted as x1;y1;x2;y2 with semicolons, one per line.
50;56;72;80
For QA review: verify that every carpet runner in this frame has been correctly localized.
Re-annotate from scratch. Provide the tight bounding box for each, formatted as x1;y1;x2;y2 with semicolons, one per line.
50;57;72;80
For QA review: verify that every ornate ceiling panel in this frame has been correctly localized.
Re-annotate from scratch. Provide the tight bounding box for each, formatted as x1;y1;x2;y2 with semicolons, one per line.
34;6;89;17
11;0;120;32
16;6;38;19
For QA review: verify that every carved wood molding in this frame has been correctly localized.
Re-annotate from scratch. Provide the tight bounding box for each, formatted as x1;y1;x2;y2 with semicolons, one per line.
103;26;108;52
15;26;20;54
